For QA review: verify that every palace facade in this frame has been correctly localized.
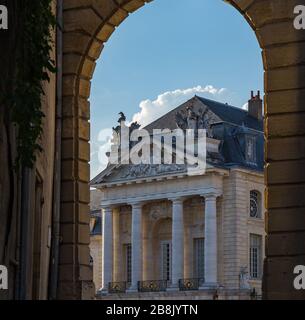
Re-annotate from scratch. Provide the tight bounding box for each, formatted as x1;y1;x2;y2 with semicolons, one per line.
90;93;265;300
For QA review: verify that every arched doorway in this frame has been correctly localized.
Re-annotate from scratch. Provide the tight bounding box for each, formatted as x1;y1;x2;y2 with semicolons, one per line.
60;0;305;300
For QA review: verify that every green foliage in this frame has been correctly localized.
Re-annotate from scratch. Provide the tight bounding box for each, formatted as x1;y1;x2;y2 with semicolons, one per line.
11;0;56;168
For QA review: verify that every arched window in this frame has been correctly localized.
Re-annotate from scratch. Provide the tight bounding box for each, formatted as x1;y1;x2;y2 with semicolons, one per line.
250;190;261;219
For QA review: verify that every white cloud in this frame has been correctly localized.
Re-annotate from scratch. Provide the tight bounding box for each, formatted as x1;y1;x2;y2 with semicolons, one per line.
97;128;113;167
242;102;248;111
131;85;227;127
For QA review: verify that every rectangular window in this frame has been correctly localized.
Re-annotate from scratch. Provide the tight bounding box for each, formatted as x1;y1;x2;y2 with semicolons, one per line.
194;238;205;279
161;241;172;281
125;244;132;284
250;234;262;279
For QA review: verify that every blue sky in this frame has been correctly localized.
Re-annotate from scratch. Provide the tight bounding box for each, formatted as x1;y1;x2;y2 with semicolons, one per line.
90;0;264;178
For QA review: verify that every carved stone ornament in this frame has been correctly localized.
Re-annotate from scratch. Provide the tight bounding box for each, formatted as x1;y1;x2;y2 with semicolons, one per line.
239;266;251;290
121;163;185;179
112;112;140;135
175;105;214;138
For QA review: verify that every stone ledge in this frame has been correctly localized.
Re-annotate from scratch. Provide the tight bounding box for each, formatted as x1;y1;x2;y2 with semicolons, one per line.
96;288;252;300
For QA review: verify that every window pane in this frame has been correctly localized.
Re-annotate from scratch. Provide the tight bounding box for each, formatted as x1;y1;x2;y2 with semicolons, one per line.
250;234;262;279
161;241;172;281
126;244;132;284
194;238;205;279
250;190;260;218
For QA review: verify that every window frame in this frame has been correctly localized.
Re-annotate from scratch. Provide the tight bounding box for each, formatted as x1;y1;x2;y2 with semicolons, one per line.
249;234;263;280
193;238;205;279
160;240;172;282
125;243;132;284
249;190;262;219
245;135;257;165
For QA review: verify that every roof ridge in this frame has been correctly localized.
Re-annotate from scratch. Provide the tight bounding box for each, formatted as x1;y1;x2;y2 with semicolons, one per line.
195;95;248;114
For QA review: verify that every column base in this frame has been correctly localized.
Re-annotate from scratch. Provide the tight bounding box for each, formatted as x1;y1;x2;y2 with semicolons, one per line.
166;283;179;292
99;288;109;296
127;286;139;293
200;282;219;290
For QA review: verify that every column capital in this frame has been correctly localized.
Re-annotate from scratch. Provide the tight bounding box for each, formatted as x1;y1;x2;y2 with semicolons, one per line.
169;197;185;205
201;193;219;201
129;201;144;210
101;203;120;211
101;205;113;211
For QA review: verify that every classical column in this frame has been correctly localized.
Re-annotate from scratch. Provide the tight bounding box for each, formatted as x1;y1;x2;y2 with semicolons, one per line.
101;206;113;292
142;209;151;281
113;207;122;282
204;194;218;286
129;202;143;291
170;198;184;289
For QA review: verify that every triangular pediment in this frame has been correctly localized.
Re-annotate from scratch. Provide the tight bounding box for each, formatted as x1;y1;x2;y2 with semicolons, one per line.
90;159;223;186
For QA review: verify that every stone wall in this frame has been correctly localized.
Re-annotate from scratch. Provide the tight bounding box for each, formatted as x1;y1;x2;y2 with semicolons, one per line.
89;235;103;290
222;169;265;294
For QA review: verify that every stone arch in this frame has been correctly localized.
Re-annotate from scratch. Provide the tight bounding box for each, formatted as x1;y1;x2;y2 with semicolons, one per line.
152;217;172;240
61;0;305;299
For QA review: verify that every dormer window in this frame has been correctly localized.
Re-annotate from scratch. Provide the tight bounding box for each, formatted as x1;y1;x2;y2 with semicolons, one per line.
245;135;257;165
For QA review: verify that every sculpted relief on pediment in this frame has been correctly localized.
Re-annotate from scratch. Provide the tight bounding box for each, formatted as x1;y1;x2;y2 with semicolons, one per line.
119;163;186;180
175;105;218;138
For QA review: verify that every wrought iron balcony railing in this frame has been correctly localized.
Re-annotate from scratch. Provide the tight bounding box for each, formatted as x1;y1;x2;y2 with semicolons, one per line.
138;280;168;292
108;278;206;294
178;278;205;291
108;281;127;294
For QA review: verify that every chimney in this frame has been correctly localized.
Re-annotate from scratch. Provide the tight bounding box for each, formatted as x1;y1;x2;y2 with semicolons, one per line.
248;90;263;120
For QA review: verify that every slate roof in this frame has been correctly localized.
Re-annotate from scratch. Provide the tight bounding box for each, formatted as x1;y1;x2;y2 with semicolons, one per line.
196;96;263;132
